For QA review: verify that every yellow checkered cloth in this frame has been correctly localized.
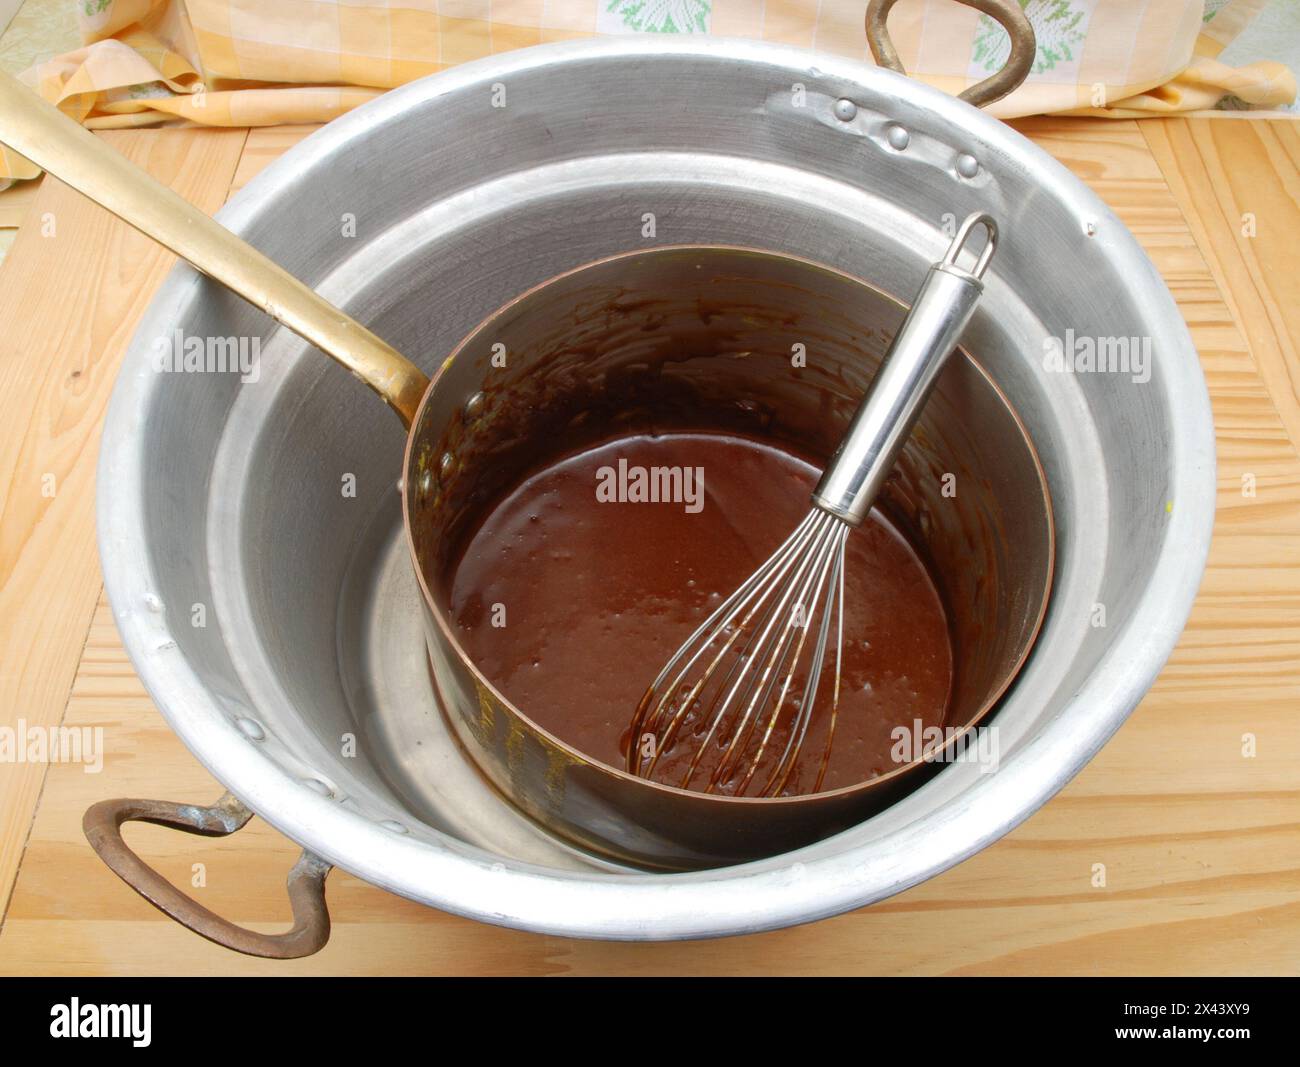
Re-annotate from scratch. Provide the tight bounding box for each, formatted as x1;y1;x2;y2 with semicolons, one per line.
2;0;1294;180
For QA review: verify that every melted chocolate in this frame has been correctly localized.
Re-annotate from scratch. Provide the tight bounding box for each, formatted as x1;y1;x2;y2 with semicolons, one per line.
447;431;954;796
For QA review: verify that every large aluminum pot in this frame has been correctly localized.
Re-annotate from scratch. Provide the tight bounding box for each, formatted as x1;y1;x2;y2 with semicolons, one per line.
96;37;1214;947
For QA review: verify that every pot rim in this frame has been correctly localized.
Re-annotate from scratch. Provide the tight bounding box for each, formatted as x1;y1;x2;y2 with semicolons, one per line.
400;242;1056;806
97;35;1216;939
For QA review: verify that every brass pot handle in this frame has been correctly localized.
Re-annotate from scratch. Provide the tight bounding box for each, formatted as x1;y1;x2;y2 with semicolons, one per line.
83;792;333;959
866;0;1036;109
0;70;428;428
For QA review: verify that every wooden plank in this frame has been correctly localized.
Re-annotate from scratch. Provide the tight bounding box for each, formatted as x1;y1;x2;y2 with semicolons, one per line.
1010;117;1166;182
1141;120;1300;457
0;128;248;928
228;125;320;196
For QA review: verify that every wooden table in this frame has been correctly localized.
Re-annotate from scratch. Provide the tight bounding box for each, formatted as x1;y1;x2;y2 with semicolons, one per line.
0;117;1297;976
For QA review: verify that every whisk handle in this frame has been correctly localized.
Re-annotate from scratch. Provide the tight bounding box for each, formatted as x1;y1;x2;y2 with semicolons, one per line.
812;213;996;527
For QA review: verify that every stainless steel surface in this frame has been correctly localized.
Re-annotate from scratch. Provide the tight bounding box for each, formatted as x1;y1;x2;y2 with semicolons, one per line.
813;213;994;525
97;37;1215;938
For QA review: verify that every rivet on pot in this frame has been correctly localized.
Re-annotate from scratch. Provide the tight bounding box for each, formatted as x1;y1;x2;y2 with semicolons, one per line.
832;98;857;122
418;469;433;498
439;451;454;479
956;153;979;179
886;125;910;151
1085;220;1098;237
143;593;163;613
465;391;485;418
235;716;266;741
303;777;334;798
379;819;408;835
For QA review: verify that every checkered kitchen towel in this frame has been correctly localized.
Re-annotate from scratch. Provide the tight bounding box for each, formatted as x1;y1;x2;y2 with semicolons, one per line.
1;0;1294;179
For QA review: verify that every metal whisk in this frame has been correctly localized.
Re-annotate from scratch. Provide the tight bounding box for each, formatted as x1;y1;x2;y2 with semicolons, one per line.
627;213;999;797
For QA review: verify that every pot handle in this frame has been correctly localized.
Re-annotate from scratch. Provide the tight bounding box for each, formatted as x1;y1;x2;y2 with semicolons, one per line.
83;792;333;959
865;0;1036;109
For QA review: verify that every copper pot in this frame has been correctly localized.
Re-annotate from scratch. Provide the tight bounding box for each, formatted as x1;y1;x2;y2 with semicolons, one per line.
407;246;1053;868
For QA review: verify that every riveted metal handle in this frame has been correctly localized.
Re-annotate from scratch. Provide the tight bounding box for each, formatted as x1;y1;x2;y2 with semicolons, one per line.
83;792;333;959
866;0;1036;109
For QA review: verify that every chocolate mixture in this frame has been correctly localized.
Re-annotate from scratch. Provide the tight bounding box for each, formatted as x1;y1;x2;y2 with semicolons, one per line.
447;430;954;796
